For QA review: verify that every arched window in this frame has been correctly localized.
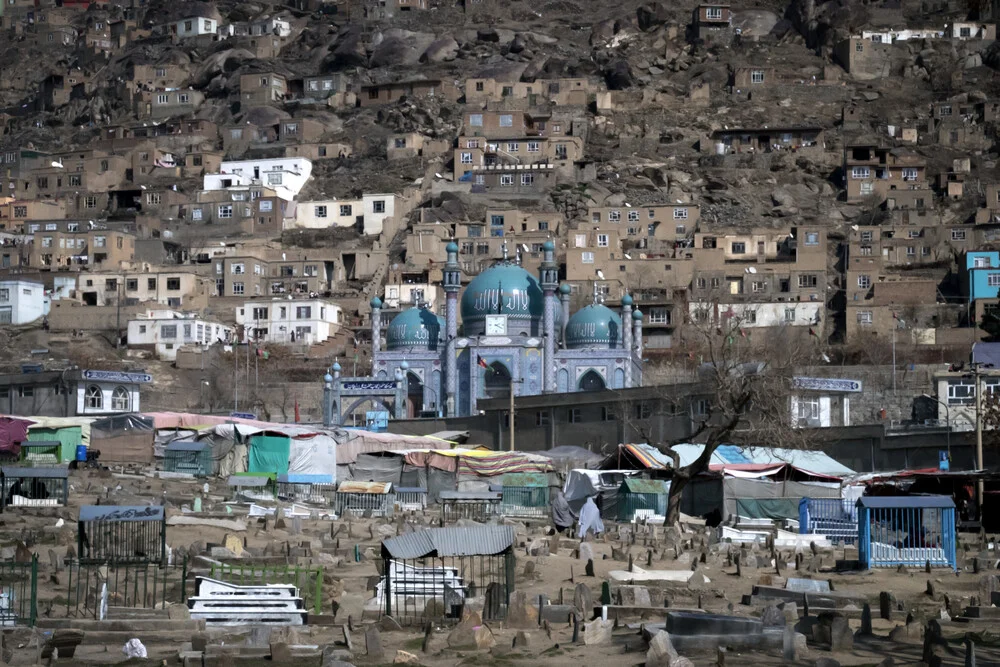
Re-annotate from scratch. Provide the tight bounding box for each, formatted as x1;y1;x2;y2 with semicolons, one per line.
85;385;103;409
578;370;606;392
484;362;512;399
111;386;130;411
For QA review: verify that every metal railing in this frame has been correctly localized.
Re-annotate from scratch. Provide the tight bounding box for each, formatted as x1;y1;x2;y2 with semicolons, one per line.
0;556;37;626
335;492;394;518
208;561;322;614
859;505;956;569
65;557;186;619
499;487;549;518
440;499;501;523
799;498;859;544
277;482;337;505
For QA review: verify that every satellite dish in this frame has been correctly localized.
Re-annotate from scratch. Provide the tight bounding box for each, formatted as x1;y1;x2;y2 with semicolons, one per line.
851;225;859;231
596;270;605;280
625;203;632;208
624;253;631;259
746;267;757;274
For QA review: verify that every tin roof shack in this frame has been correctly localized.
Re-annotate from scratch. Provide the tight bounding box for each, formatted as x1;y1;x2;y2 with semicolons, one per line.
499;472;551;518
704;127;825;155
617;477;668;521
162;441;212;476
336;480;393;517
89;414;154;466
78;505;166;564
378;525;516;625
1;467;68;510
693;3;732;42
227;473;277;502
844;144;928;204
277;473;336;504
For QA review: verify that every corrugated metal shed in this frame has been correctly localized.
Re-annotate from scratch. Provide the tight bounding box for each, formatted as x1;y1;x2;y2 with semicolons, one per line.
79;505;164;522
337;481;392;494
502;472;548;488
622;478;668;494
164;441;209;452
381;526;516;559
438;490;502;501
1;466;69;478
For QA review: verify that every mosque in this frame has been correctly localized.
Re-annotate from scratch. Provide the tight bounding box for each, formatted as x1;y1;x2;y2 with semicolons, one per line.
326;240;644;422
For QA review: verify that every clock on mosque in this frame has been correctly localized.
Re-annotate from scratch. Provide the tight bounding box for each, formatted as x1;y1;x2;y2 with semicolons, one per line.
484;314;508;336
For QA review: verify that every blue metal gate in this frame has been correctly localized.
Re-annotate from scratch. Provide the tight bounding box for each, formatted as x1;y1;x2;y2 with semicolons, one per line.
857;496;957;570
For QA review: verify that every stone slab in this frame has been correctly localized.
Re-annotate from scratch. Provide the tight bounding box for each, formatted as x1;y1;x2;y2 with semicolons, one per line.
785;578;831;593
608;567;693;583
666;611;763;636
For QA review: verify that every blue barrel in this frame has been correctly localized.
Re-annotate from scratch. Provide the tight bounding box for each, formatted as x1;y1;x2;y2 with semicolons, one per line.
76;445;87;462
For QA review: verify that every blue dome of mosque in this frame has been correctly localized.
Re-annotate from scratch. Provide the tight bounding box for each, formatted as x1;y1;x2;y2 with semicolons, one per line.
461;263;546;335
565;304;623;349
386;307;445;351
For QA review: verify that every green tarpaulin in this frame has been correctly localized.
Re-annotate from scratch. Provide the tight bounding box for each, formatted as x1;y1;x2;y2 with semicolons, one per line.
734;498;800;521
28;427;81;463
248;435;290;475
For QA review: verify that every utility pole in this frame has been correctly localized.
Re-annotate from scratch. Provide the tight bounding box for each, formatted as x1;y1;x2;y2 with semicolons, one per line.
974;362;986;516
509;378;515;452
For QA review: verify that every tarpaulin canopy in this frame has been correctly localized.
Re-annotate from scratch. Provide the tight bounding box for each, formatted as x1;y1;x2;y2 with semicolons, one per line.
0;417;33;456
23;416;93;447
91;414;154;464
248;434;290;475
611;443;854;480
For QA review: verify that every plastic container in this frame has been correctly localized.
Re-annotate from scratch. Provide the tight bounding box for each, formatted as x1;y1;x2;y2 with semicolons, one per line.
76;445;87;462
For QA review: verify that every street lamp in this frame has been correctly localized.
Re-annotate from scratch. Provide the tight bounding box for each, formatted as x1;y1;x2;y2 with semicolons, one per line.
920;393;951;464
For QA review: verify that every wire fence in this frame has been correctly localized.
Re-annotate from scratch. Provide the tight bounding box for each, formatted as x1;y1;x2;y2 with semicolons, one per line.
64;557;188;619
0;556;37;626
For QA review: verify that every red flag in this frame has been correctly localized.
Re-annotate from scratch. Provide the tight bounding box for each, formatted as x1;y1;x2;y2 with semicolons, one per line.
808;327;818;337
294;400;300;423
478;356;489;369
739;328;747;338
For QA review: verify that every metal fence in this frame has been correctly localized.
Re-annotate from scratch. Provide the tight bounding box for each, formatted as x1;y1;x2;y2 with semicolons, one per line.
499;487;549;518
65;557;188;619
617;492;667;522
0;556;37;626
208;562;323;614
0;468;69;511
858;498;957;569
439;493;502;523
394;488;427;512
380;553;514;626
335;492;394;517
277;482;337;505
799;498;859;544
78;506;167;565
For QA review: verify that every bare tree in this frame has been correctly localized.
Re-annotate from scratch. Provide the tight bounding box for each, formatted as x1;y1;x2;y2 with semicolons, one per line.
643;307;816;525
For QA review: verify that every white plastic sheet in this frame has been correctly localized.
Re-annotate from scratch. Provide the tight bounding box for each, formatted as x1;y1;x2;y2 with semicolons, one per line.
287;434;337;476
122;639;146;659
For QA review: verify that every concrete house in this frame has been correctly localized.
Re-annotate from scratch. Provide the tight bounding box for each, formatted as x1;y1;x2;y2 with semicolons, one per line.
0;279;47;324
127;309;233;361
174;15;220;39
693;3;732;41
237;298;343;345
705;127;825;154
239;72;288;106
844;144;928;203
0;369;145;418
358;78;461;107
209;158;313;200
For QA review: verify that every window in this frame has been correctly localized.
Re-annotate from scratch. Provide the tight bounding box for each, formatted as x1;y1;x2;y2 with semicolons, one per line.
68;174;81;187
751;70;765;83
988;273;1000;287
372;200;386;214
538;221;549;231
628;211;640;222
856;41;864;52
166;278;181;290
974;256;990;268
67;223;78;232
260;200;273;212
784;307;796;323
798;274;817;288
148;278;156;290
231;263;245;275
597;234;609;248
634;402;652;419
156;94;169;105
731;242;746;254
751;281;766;293
805;232;820;245
507;142;518;152
796;398;821;424
111;386;129;411
940;105;953;116
857;311;873;325
218;205;233;219
41;237;52;247
857;274;871;289
706;6;723;19
852;167;870;179
0;289;7;301
521;173;534;186
138;325;146;334
902;168;918;181
304;265;318;277
952;229;966;241
499;115;513;127
649;308;670;324
336;204;352;217
232;282;245;295
960;27;971;37
85;385;102;409
500;174;514;186
568;408;581;423
94;236;106;248
190;207;203;220
126;279;138;291
581;251;595;264
296;306;312;319
178;93;190;104
161;324;177;339
315;205;328;218
527;141;540;152
267;172;283;186
460;152;473;164
469;114;483;127
860;182;874;196
948;380;976;405
905;246;916;257
284;123;298;135
36;177;48;189
146;193;161;205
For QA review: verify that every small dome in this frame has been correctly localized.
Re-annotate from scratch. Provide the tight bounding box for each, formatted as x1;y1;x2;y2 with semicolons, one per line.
370;296;383;309
633;309;644;321
565;304;623;349
558;283;572;295
621;294;633;306
446;241;459;254
332;361;342;372
400;361;410;370
386;307;445;351
323;373;334;383
542;240;555;252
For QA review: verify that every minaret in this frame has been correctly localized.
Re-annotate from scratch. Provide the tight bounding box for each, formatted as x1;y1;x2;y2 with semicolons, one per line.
632;309;644;376
539;240;558;393
621;294;633;388
443;241;461;416
558;283;571;347
370;296;382;364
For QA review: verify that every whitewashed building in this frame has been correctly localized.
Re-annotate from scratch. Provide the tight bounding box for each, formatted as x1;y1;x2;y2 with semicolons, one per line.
76;370;148;416
210;158;313;200
0;279;48;324
291;194;397;235
236;298;343;345
175;16;220;39
383;283;440;310
127;309;234;361
688;301;823;329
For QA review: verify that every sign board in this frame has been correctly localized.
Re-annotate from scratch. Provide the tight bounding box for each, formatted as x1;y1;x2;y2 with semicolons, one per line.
230;412;257;420
939;450;950;471
82;370;153;384
342;381;397;391
366;411;389;431
792;377;862;393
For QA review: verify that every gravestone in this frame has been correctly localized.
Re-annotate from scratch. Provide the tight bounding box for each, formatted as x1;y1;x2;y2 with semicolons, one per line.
761;605;785;627
506;590;538;629
585;559;595;577
365;627;384;660
646;630;679;667
830;616;853;651
859;604;872;636
484;583;504;620
782;625;796;661
879;592;893;621
583;619;613;645
573;583;593;614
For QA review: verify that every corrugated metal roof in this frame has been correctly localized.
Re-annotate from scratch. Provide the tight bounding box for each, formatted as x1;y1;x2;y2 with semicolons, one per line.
227;475;271;487
164;441;208;452
438;490;502;501
622;478;668;494
1;466;68;478
622;443;854;478
860;495;955;509
337;481;392;494
79;505;164;522
395;487;427;494
381;525;516;559
502;472;548;487
21;441;62;448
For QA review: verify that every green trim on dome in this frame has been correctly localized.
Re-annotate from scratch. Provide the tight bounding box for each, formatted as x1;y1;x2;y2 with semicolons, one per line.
565;304;623;349
386;307;445;351
460;263;545;324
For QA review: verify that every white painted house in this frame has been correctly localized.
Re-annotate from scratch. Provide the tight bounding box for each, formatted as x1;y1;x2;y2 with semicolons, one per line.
175;16;220;39
688;302;823;329
212;158;313;201
236;298;343;345
383;283;440;310
127;309;234;361
291;194;396;235
0;279;48;324
74;370;151;416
